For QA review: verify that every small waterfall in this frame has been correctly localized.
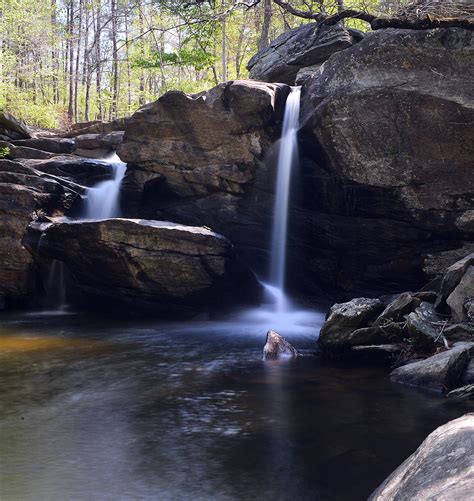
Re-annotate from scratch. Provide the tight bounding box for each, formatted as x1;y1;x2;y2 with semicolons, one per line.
269;87;301;313
84;152;127;219
44;260;67;312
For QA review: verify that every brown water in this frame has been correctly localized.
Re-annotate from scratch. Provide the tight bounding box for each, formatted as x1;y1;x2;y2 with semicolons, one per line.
0;310;472;501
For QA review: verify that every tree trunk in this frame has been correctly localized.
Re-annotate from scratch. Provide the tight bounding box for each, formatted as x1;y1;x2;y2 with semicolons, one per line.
258;0;272;52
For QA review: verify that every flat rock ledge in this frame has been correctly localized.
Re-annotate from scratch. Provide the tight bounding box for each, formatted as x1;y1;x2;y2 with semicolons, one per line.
370;414;474;501
24;217;262;316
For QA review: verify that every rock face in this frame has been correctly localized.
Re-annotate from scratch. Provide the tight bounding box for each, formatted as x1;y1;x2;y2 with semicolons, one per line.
369;414;474;501
247;23;362;85
0;156;115;307
118;79;293;283
74;131;124;158
263;330;299;359
300;27;474;295
24;218;262;316
0;159;74;306
11;137;75;154
390;343;473;393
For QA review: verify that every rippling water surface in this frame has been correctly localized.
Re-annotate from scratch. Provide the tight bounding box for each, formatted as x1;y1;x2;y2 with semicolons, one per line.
0;308;471;501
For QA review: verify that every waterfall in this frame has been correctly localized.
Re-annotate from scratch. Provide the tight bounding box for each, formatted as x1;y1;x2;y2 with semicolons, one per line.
84;152;127;219
44;259;67;312
269;86;301;312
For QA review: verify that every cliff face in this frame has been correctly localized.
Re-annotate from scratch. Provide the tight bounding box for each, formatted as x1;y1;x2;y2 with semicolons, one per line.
118;27;474;298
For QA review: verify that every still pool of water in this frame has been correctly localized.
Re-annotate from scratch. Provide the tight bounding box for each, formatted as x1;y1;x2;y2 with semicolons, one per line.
0;309;472;501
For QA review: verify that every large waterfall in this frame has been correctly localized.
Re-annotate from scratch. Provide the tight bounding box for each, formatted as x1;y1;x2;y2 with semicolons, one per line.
268;86;301;312
84;153;127;219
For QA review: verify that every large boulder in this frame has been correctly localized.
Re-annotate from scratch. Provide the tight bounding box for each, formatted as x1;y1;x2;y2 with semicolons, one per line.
23;218;262;316
390;342;474;393
318;298;384;350
369;414;474;501
247;23;362;85
300;27;474;295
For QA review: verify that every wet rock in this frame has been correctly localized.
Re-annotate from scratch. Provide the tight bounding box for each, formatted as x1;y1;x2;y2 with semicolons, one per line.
406;302;444;348
319;298;384;350
24;218;262;316
11;137;75;154
0;159;71;307
447;265;474;322
447;384;474;402
436;254;474;311
0;111;31;139
263;330;299;360
369;414;474;500
348;323;405;346
375;292;421;325
390;342;474;393
247;23;360;85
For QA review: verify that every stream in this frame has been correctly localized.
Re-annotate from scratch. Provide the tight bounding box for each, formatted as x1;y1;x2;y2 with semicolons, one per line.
0;310;471;501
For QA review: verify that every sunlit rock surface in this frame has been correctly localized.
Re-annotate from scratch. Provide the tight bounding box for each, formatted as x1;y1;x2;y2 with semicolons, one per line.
370;414;474;500
247;23;362;85
300;27;474;295
24;218;261;316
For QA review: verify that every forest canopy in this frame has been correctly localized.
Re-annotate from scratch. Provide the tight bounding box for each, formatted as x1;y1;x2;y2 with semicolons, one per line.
0;0;471;128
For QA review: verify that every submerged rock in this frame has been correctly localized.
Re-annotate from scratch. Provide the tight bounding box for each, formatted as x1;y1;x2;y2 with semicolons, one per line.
24;218;261;316
369;414;474;500
247;23;361;85
390;343;474;393
318;298;384;350
263;330;299;360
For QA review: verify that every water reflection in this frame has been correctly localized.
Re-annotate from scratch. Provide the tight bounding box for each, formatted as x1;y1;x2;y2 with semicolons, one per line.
0;312;472;501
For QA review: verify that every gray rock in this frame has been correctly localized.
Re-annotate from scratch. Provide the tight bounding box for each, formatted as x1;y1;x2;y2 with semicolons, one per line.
247;23;360;84
406;302;444;347
447;265;474;322
300;28;474;294
436;253;474;311
347;323;405;346
447;384;474;402
369;414;474;501
390;343;474;393
375;292;421;325
263;330;299;360
319;298;384;350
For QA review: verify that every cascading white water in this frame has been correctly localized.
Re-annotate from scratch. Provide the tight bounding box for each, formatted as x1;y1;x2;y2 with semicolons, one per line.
269;86;301;312
44;259;67;312
84;152;127;219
